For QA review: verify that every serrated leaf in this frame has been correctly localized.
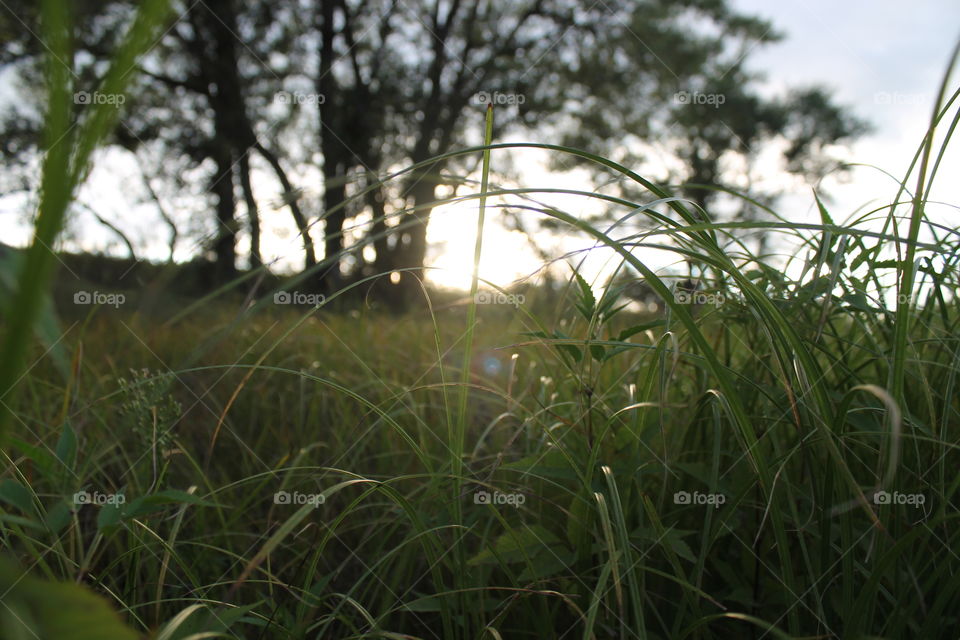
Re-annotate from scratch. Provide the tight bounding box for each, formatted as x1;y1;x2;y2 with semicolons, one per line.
572;271;596;320
813;190;834;226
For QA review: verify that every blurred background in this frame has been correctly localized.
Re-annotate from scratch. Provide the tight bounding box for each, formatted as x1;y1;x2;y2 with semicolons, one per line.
0;0;956;304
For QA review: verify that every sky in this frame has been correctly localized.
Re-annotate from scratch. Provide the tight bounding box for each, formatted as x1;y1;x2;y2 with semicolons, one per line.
428;0;960;290
2;2;958;292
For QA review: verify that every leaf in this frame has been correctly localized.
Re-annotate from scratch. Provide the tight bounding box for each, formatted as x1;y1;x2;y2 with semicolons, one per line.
122;489;219;520
8;438;58;480
840;291;877;313
0;556;139;640
43;501;72;535
813;190;834;226
589;343;606;361
0;480;35;515
502;449;580;481
97;501;124;533
155;603;260;640
616;323;655;341
55;422;77;473
553;331;583;364
572;271;596;321
0;247;69;381
632;527;697;563
468;524;565;567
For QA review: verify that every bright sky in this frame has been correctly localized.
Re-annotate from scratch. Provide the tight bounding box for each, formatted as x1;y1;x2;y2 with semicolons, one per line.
429;1;960;290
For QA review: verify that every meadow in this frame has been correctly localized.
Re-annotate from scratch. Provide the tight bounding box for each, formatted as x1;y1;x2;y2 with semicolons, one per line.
1;3;959;638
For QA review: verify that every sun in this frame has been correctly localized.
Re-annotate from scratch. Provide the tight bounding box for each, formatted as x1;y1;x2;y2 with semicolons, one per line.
425;198;544;291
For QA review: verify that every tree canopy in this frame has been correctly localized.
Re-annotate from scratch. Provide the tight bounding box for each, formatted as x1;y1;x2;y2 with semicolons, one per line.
0;0;867;303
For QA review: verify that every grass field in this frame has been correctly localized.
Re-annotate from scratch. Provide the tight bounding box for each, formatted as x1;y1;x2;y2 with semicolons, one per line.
1;3;959;638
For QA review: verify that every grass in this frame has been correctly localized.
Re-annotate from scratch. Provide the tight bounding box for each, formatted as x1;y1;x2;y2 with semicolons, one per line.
2;3;960;638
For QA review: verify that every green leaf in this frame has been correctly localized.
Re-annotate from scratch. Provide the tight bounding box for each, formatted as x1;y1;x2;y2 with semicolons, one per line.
0;248;69;381
403;596;500;613
0;480;35;515
43;501;72;535
97;501;124;533
122;489;219;519
155;603;260;640
8;438;57;480
572;271;596;321
468;524;565;567
589;343;606;361
554;331;583;364
617;323;656;341
632;527;697;563
55;422;77;472
0;556;139;640
502;449;580;481
813;190;834;226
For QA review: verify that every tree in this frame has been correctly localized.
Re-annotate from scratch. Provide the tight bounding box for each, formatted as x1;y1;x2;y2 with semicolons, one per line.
0;0;868;304
558;0;867;228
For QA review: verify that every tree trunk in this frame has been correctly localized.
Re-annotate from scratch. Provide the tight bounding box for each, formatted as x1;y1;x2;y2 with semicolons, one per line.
317;0;347;292
238;154;261;269
210;140;237;283
391;174;437;303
